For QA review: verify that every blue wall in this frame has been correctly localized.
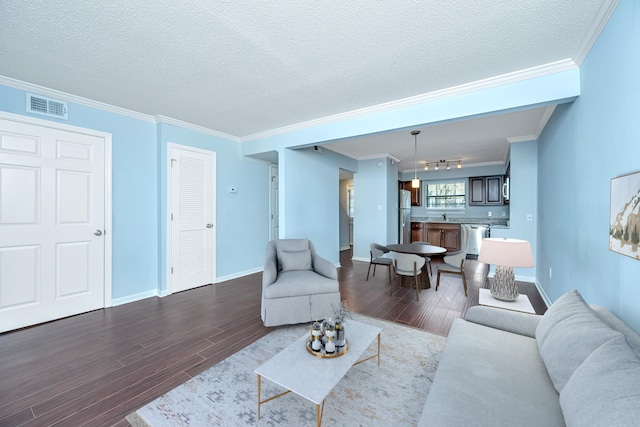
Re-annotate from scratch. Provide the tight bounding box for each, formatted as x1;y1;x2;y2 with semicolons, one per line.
537;1;640;331
492;141;538;281
245;70;580;263
0;85;159;301
279;147;357;263
353;158;393;259
157;123;270;290
0;84;271;303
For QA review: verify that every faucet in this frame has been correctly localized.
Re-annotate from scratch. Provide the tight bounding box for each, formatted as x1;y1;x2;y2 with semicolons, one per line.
442;213;447;221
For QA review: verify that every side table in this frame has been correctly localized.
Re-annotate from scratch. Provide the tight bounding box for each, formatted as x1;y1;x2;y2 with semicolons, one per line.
478;288;536;314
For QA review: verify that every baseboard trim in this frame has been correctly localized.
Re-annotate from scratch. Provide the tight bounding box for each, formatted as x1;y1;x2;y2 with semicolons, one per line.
535;280;552;308
216;266;263;284
352;256;369;263
112;289;160;306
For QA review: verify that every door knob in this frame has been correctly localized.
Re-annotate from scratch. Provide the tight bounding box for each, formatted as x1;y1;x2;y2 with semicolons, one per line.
94;230;103;236
206;224;213;228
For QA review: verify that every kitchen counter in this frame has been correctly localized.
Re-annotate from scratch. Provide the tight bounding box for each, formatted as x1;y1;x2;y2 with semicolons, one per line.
411;216;508;227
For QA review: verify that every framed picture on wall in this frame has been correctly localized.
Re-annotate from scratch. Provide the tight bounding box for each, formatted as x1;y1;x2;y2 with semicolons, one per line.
610;171;640;260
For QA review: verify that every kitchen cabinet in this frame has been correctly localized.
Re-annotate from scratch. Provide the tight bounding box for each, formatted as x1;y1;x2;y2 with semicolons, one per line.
401;181;421;206
469;175;504;206
413;222;461;252
411;222;424;242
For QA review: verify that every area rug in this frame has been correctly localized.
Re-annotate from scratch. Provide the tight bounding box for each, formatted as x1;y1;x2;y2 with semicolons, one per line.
127;315;446;426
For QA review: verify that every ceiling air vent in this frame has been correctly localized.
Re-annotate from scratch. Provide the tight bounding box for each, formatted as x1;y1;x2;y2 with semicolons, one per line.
26;93;68;119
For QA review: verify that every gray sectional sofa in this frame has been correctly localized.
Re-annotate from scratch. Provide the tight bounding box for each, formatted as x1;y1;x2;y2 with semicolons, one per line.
420;289;640;427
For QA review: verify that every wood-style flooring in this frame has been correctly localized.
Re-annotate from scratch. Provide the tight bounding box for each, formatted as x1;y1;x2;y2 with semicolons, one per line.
0;249;546;426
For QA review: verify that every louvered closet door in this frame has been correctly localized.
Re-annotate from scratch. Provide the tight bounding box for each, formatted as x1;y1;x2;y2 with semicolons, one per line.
169;145;215;293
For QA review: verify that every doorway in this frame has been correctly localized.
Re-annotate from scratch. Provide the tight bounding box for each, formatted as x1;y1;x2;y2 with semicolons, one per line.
269;164;278;240
339;169;354;255
168;143;216;294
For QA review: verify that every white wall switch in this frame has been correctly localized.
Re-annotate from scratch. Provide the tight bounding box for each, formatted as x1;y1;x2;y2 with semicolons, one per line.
502;212;506;217
488;211;492;217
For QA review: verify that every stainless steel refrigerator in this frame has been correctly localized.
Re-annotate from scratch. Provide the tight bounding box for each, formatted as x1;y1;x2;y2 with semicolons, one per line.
399;189;411;243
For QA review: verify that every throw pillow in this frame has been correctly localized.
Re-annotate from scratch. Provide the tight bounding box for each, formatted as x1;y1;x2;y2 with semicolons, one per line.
560;335;640;427
535;289;621;393
279;249;312;272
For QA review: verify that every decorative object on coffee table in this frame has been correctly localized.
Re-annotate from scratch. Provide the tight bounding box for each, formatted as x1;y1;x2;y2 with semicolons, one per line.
478;238;534;301
331;301;352;348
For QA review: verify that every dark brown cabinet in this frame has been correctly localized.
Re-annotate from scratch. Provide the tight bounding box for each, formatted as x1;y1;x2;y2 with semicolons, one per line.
411;222;424;242
401;181;422;206
469;175;504;206
412;222;461;252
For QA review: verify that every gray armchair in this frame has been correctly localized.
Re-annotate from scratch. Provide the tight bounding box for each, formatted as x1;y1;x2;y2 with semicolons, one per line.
261;238;340;327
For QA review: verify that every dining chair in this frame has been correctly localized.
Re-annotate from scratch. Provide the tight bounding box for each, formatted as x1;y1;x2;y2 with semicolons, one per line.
435;251;468;296
367;243;392;284
411;241;433;275
392;252;426;301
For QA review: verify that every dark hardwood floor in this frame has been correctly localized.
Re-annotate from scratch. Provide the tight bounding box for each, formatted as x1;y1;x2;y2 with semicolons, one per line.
0;249;546;426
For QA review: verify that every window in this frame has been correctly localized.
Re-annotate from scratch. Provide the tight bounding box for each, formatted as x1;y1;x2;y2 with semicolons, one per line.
426;182;466;209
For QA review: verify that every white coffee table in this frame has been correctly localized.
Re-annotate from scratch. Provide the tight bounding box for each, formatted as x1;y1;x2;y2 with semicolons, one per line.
479;288;536;314
255;319;382;427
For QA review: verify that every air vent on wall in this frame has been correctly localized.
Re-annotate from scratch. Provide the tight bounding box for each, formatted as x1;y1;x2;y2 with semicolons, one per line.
26;93;68;119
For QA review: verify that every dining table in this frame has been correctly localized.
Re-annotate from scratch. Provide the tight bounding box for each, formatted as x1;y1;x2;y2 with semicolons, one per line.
385;243;447;289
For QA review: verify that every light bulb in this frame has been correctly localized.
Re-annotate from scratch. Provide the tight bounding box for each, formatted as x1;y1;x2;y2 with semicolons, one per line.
457;161;462;169
424;163;429;171
435;163;439;171
446;163;450;170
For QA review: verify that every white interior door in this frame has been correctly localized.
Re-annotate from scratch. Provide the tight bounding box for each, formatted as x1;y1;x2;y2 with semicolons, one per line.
169;144;215;294
0;117;106;333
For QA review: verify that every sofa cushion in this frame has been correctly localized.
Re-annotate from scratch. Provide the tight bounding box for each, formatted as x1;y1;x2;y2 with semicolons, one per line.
264;270;339;299
278;249;312;272
560;335;640;427
535;289;621;393
420;318;564;427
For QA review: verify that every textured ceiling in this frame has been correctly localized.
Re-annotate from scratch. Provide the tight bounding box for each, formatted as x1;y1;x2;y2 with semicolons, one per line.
0;0;612;166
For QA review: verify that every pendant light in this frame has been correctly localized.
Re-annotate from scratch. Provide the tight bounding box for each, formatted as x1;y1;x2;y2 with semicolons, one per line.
411;130;420;188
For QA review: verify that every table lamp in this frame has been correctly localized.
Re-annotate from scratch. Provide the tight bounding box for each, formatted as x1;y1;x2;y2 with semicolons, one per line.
478;238;534;301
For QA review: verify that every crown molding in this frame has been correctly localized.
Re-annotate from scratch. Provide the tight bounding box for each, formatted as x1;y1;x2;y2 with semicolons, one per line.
0;75;156;123
507;135;538;144
574;0;620;66
0;75;243;142
240;59;579;143
321;144;400;163
154;115;240;141
535;105;557;138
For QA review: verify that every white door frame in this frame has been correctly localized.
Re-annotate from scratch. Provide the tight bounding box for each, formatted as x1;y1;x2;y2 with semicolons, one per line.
0;111;113;307
269;164;278;240
166;142;216;295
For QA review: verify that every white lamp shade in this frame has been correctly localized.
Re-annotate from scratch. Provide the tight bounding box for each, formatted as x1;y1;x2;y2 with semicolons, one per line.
411;178;420;188
478;238;534;268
